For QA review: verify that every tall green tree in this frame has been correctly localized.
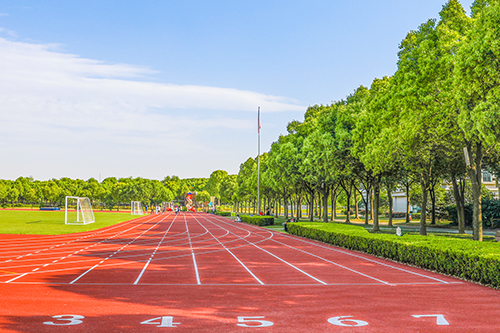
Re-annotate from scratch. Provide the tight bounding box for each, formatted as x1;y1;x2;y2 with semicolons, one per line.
454;0;500;240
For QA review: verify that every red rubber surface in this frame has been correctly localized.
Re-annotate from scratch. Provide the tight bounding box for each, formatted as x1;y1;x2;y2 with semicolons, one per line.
1;212;499;332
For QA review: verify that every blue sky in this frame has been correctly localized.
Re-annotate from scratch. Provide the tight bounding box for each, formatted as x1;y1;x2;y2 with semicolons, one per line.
0;0;474;181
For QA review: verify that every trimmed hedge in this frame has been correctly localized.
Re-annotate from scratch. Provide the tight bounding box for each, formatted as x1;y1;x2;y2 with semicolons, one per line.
216;211;232;217
445;199;500;229
288;222;500;288
240;215;274;226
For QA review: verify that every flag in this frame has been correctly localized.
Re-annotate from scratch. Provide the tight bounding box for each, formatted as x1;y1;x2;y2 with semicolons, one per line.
258;107;261;133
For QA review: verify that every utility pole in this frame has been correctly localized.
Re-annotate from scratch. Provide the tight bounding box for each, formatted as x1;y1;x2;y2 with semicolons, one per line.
257;107;261;214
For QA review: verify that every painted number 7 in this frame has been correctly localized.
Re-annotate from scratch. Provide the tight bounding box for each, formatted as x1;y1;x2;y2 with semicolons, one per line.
412;314;449;326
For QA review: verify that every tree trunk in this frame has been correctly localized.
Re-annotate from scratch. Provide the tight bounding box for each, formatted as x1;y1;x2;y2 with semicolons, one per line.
405;182;411;223
363;188;371;225
467;143;483;241
296;196;301;220
387;184;393;227
429;184;436;225
284;196;289;219
369;192;374;221
451;177;465;234
355;194;359;219
309;190;314;222
323;187;330;222
331;187;337;220
345;184;351;223
420;179;428;236
372;176;381;232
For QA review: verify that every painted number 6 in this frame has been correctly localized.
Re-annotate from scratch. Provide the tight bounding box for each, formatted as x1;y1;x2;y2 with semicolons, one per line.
237;316;274;327
328;316;369;327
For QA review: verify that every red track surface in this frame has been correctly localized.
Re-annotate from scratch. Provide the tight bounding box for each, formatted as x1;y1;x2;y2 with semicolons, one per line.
1;212;499;332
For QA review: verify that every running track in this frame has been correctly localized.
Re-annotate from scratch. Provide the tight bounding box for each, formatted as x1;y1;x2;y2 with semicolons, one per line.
0;212;499;332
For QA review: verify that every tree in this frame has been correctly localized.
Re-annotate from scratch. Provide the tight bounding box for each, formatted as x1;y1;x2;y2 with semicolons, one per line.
454;0;500;240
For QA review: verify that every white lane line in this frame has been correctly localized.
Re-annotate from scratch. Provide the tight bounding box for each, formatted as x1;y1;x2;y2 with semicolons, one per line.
6;273;29;283
184;215;201;285
213;216;449;284
192;215;264;285
69;214;168;284
134;215;175;285
203;215;327;285
69;264;99;284
134;260;151;285
276;232;450;284
211;218;388;284
268;238;389;284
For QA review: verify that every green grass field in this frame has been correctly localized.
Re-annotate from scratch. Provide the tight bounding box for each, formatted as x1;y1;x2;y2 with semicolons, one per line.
0;209;137;235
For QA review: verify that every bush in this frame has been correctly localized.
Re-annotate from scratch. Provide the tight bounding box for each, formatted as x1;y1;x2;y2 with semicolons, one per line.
216;211;232;217
445;199;500;229
288;222;500;288
240;215;274;226
387;212;406;218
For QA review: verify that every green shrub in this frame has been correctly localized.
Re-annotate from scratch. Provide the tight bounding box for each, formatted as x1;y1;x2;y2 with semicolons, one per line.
216;211;232;217
288;222;500;288
240;215;274;226
445;199;500;229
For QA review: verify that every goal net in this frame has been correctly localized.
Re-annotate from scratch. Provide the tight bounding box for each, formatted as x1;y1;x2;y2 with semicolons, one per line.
65;196;95;225
131;201;143;215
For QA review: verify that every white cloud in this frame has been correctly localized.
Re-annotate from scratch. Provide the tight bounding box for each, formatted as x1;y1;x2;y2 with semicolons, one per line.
0;37;305;180
0;26;17;37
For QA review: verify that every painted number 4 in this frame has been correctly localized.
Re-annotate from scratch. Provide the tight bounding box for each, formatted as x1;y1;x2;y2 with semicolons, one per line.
141;316;180;327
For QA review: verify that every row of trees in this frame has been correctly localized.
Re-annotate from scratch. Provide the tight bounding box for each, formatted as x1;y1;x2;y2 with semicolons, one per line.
233;0;500;241
0;173;236;211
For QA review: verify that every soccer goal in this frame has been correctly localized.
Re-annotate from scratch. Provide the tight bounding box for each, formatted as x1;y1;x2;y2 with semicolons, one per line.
131;201;143;215
65;196;95;225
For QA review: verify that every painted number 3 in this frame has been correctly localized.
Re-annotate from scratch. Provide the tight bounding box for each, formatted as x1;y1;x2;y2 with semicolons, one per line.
44;315;85;326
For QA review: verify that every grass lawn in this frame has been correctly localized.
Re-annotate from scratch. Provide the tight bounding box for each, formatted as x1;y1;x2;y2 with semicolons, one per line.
0;209;137;235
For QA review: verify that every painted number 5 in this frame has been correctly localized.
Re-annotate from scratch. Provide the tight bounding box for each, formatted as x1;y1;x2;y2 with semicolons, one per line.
44;315;84;326
237;316;274;328
328;316;369;327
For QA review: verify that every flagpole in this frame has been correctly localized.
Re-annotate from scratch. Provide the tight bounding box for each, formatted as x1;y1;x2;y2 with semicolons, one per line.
257;106;261;214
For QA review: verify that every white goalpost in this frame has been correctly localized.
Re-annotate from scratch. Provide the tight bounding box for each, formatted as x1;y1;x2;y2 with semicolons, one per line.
131;201;143;215
65;196;95;225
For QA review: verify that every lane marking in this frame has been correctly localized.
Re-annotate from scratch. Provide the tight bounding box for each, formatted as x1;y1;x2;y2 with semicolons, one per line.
192;215;264;285
276;232;451;284
202;215;326;285
134;215;175;285
69;214;170;284
0;270;18;274
6;273;29;283
267;238;390;285
213;215;450;284
184;215;201;285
